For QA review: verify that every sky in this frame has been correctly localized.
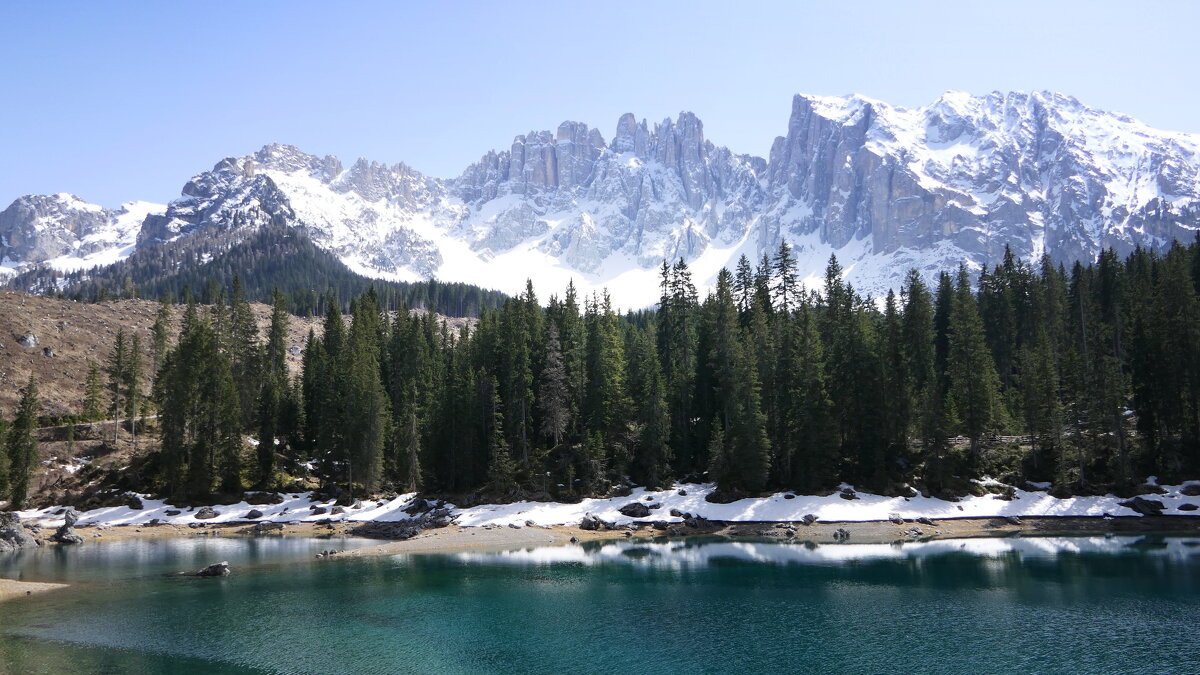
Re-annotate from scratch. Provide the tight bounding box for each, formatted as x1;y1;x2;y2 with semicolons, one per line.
2;0;1197;207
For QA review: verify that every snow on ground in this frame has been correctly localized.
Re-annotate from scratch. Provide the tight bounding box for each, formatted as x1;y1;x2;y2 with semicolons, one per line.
15;481;1200;530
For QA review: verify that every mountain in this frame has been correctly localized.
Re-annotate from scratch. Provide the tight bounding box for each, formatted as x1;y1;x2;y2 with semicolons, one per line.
4;91;1199;307
0;195;163;274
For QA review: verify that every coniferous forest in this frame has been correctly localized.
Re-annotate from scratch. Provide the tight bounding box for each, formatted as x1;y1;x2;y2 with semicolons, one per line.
139;239;1200;504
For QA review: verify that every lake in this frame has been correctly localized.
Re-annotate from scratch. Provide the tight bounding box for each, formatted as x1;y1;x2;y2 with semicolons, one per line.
1;534;1197;674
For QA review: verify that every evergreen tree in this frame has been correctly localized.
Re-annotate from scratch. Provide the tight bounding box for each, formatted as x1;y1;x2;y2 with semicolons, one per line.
628;328;671;487
125;333;143;448
771;240;799;314
6;376;39;509
538;324;570;448
83;360;104;421
151;296;172;377
229;274;262;426
947;265;1004;464
107;327;128;443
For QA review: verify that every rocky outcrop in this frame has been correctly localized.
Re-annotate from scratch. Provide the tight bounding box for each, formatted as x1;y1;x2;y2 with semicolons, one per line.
51;508;84;545
193;561;231;577
0;512;37;553
618;502;652;518
194;507;219;520
1119;497;1166;516
0;194;163;271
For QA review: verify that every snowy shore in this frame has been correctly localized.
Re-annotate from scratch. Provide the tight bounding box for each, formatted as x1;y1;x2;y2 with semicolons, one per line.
15;480;1200;531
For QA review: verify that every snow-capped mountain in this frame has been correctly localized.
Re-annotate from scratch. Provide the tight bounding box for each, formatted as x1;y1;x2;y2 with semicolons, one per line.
0;195;163;276
4;91;1199;307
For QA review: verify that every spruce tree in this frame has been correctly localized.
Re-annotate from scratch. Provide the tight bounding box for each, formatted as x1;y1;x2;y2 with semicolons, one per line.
947;265;1004;464
107;327;128;443
628;328;671;487
83;360;104;421
771;240;799;314
7;376;40;509
538;324;570;448
125;333;143;449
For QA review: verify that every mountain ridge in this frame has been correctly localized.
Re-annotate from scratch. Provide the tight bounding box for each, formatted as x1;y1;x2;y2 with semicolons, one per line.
4;90;1199;307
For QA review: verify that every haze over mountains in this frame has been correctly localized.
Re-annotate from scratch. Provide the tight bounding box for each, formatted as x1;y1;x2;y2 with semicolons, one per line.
3;90;1199;307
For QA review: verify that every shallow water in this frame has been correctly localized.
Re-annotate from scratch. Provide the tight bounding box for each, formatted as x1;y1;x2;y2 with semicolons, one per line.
2;535;1198;674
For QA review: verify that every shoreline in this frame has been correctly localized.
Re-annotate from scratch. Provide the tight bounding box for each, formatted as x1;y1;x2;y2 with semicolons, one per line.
3;514;1198;603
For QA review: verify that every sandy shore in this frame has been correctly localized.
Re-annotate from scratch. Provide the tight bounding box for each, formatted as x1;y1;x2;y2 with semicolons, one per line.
0;578;68;602
34;512;1200;554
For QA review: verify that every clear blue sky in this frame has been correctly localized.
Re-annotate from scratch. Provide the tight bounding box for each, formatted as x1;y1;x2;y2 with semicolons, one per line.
2;0;1196;207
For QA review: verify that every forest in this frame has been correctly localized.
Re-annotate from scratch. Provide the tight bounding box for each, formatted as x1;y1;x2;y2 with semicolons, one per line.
9;237;1200;509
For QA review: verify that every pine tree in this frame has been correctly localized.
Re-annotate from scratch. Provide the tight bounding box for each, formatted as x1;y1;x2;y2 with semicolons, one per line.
151;296;172;377
771;240;799;314
229;274;262;426
706;269;771;492
107;327;128;443
125;333;143;449
657;259;699;473
7;376;40;509
947;265;1004;464
786;305;838;491
484;377;517;498
343;294;390;495
83;360;104;421
628;328;671;487
538;323;570;448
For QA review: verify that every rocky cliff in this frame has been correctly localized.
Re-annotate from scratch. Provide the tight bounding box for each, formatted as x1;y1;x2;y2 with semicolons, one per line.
4;91;1198;307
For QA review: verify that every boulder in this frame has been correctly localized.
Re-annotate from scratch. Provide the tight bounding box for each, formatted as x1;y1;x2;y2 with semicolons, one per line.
42;347;55;358
677;490;687;496
1178;503;1198;512
839;489;859;500
194;507;219;520
833;528;850;542
888;513;904;525
244;492;285;505
17;334;38;348
618;502;651;518
1181;484;1200;497
244;509;264;519
1119;497;1166;516
52;526;84;545
579;514;609;531
164;509;181;516
194;561;231;577
330;506;346;515
801;514;818;526
404;497;433;516
784;494;796;500
1004;516;1023;525
669;509;685;518
916;516;935;526
309;506;328;516
0;513;38;553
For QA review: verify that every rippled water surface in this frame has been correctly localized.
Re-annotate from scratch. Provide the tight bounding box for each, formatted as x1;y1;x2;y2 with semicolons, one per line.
2;535;1198;674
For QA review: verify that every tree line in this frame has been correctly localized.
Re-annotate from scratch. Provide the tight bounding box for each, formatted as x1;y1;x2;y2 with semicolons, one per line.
9;225;507;318
141;238;1200;502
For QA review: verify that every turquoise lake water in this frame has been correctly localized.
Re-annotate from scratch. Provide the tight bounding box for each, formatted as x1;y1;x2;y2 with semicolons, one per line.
1;535;1198;674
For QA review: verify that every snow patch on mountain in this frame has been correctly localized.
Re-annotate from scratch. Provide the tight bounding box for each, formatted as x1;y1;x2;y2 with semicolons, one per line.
5;91;1200;306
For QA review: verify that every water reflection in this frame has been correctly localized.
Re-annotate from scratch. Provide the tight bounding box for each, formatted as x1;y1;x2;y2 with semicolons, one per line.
0;535;376;584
